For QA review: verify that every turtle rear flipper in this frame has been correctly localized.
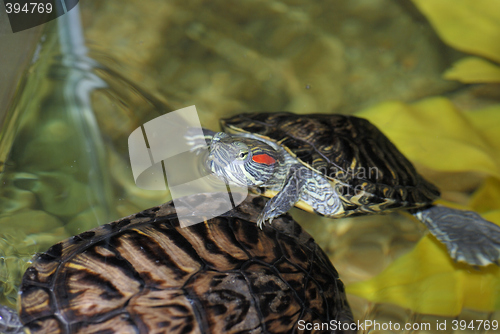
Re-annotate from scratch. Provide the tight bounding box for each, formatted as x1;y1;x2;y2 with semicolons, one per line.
0;305;23;334
413;206;500;266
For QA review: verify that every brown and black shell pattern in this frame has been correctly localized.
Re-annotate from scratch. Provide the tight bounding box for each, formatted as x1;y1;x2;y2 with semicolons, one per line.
19;193;354;334
221;112;441;216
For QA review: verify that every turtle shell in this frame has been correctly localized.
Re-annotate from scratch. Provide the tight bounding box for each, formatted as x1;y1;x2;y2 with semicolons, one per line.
221;112;440;214
19;193;354;334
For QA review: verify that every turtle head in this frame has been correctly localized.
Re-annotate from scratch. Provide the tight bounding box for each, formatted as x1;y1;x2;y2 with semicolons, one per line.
207;132;280;187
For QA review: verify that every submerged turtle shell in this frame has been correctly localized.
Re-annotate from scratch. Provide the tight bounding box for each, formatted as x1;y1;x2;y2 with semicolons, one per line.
19;193;354;334
221;112;440;214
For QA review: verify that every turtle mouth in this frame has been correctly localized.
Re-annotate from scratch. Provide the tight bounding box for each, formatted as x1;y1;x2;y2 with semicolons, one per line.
209;161;249;187
207;142;248;187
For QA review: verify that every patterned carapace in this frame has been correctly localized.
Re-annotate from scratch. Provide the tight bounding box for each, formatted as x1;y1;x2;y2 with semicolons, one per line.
18;193;354;334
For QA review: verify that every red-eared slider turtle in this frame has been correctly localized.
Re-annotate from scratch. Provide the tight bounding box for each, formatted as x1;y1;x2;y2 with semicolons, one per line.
191;112;500;267
0;193;354;334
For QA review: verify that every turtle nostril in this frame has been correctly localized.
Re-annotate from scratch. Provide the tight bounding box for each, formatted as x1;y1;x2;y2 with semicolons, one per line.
212;132;230;143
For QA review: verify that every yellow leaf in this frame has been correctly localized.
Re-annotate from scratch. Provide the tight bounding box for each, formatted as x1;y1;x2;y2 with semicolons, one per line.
356;97;500;178
444;57;500;83
412;0;500;64
483;209;500;228
464;104;500;152
469;177;500;216
347;236;500;315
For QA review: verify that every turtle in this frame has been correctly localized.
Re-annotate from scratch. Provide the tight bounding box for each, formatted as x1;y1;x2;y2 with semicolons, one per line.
0;193;354;334
187;112;500;267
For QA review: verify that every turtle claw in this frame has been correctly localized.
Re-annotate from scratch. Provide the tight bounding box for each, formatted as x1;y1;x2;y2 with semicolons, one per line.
256;177;301;229
257;217;264;229
256;213;274;229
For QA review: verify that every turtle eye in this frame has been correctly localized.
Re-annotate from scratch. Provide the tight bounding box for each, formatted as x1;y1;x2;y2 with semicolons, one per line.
238;150;249;160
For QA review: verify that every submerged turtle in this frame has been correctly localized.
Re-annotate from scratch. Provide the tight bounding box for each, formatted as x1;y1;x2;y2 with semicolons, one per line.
0;193;354;334
189;112;500;266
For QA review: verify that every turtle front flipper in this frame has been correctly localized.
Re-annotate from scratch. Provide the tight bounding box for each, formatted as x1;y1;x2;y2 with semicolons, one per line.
413;205;500;266
0;305;23;334
257;165;306;228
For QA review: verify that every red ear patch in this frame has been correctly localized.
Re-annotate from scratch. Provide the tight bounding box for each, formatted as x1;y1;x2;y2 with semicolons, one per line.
252;154;276;165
